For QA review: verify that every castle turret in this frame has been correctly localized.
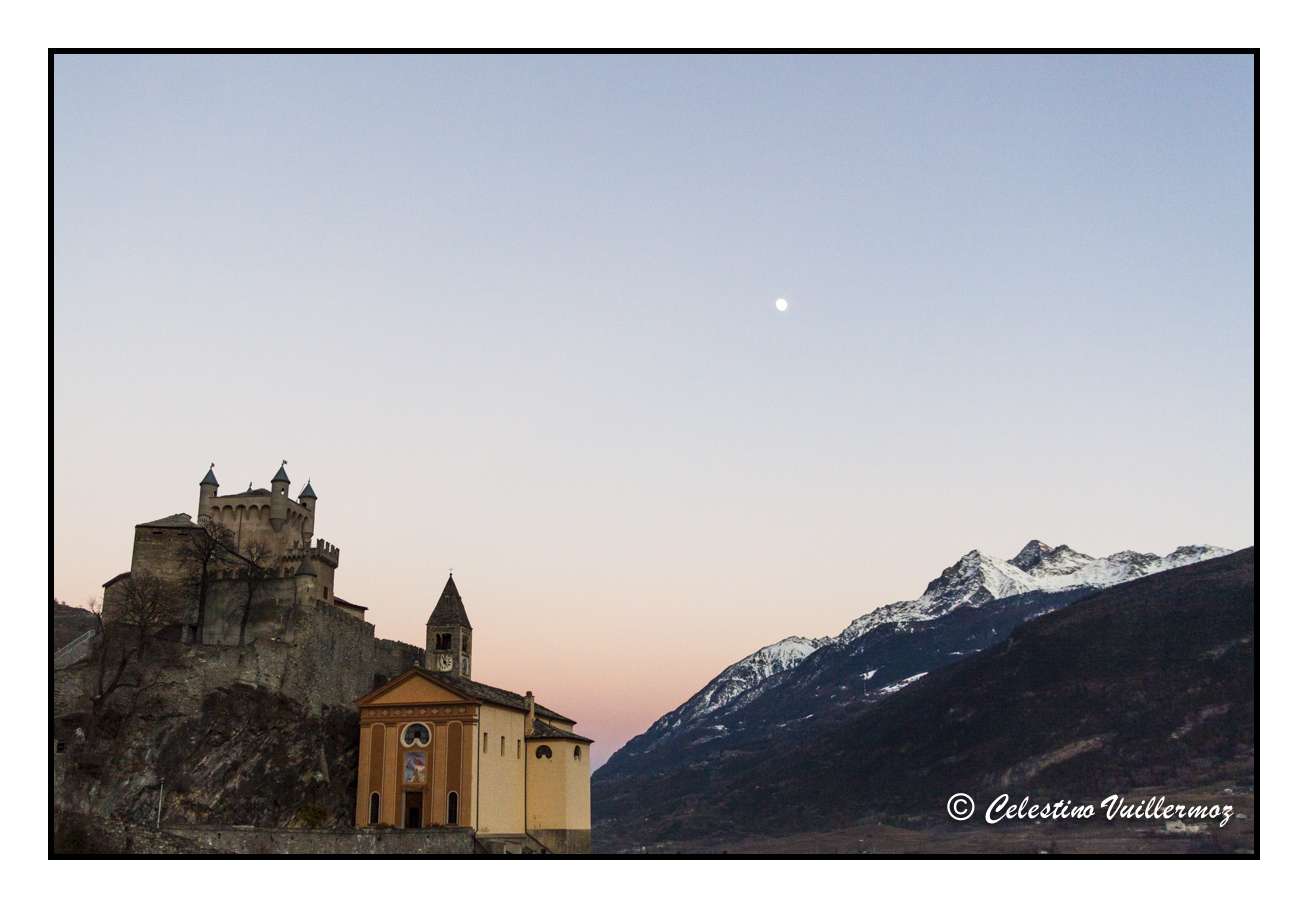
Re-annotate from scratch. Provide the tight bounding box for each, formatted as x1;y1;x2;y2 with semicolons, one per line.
425;574;473;678
294;552;318;604
198;464;219;521
298;479;317;541
270;460;291;526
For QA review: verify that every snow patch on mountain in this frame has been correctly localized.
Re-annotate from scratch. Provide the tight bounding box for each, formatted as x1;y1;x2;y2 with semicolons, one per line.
877;672;928;696
645;634;832;734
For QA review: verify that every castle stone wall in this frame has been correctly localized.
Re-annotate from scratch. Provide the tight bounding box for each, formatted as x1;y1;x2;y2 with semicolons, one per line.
54;600;425;722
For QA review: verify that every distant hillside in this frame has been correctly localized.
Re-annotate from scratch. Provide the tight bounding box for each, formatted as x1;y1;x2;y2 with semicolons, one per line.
53;601;98;652
595;548;1254;851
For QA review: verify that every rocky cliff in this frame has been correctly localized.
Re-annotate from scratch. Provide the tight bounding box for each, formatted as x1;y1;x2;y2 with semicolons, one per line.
52;599;425;845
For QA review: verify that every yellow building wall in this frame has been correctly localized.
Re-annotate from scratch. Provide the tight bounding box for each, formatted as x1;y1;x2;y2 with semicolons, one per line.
475;704;526;835
383;722;399;825
525;740;566;832
465;717;479;829
563;742;591;831
525;740;589;826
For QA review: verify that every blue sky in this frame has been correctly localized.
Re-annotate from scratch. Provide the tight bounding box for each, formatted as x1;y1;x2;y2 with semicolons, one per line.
54;54;1254;761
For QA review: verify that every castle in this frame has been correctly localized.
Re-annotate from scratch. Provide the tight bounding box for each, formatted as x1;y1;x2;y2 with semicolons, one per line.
99;463;591;852
102;462;358;640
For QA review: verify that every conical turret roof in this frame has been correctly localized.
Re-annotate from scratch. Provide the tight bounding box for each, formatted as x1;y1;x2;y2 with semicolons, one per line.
272;461;290;484
427;574;472;629
200;465;219;486
299;479;317;499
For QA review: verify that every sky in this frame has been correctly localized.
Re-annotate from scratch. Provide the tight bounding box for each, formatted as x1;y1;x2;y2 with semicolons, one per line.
54;54;1254;765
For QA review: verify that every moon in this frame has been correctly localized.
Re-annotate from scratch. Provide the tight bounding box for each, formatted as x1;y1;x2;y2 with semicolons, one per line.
775;298;788;312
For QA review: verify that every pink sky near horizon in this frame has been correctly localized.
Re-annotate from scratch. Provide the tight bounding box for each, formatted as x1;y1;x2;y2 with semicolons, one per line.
52;455;1251;765
53;55;1254;766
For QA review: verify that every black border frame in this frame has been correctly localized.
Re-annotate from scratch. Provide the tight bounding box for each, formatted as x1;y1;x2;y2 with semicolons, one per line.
47;49;1259;860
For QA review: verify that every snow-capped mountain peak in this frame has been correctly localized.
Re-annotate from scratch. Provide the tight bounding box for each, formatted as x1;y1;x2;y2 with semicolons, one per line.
1009;541;1096;577
920;549;1039;611
836;541;1232;644
1009;539;1054;571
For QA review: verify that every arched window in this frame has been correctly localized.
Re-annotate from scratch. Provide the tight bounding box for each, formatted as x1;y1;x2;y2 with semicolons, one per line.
401;723;431;747
535;745;552;759
573;745;582;761
447;791;459;825
368;792;380;825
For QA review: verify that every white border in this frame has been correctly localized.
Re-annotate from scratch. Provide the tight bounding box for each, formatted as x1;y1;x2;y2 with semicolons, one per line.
13;0;1296;898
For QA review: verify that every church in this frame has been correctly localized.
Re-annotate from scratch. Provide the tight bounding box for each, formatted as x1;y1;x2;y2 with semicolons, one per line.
354;575;592;853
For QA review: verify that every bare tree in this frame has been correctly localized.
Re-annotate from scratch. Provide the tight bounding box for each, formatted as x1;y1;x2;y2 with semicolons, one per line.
236;541;275;646
87;573;180;742
178;519;237;644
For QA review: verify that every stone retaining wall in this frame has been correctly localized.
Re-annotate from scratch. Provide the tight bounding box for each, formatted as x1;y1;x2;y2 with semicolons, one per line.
162;824;475;855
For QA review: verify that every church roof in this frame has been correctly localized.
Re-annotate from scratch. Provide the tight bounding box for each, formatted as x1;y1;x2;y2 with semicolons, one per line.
272;463;291;484
136;513;197;529
299;480;317;500
426;575;472;629
526;717;593;743
200;466;219;486
364;667;575;723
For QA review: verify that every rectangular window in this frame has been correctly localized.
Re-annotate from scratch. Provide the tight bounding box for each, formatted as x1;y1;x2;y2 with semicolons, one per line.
516;740;521;759
483;732;488;753
500;736;505;756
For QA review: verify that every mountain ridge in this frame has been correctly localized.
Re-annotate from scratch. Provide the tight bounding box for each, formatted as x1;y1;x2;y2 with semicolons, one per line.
606;541;1229;769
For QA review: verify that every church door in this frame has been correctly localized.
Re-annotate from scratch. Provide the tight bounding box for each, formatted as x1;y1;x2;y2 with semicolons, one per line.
404;791;423;829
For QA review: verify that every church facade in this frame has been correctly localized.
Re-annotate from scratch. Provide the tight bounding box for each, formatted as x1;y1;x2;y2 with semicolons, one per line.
354;576;592;853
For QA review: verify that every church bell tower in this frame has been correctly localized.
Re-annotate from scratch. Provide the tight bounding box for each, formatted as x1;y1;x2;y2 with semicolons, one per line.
425;574;473;678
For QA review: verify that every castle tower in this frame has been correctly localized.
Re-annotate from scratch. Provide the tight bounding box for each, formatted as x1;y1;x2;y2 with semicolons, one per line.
294;552;319;604
270;460;291;527
198;464;219;521
425;574;473;678
298;479;317;542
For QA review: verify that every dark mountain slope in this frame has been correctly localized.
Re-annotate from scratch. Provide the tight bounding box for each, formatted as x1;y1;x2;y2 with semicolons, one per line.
598;548;1254;849
598;587;1091;782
